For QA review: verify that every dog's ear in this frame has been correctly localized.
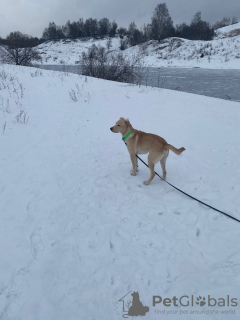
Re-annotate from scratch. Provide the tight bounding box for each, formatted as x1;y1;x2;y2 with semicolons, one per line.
124;119;131;126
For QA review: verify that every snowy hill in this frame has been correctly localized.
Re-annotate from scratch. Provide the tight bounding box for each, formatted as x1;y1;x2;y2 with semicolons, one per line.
1;65;240;319
36;37;121;65
215;22;240;39
34;23;240;69
133;35;240;68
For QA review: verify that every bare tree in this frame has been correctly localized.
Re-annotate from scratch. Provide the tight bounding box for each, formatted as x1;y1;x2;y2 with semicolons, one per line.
42;22;64;39
191;11;202;25
80;44;142;83
213;17;233;30
143;24;152;41
2;46;41;65
151;3;174;40
106;37;112;51
119;38;129;50
190;12;214;40
128;22;137;35
1;31;41;65
232;17;238;24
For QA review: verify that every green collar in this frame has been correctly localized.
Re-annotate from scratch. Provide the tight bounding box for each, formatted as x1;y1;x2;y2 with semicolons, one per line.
122;130;134;141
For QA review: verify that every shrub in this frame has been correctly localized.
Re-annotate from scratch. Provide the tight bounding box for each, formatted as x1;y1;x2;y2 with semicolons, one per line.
80;44;142;83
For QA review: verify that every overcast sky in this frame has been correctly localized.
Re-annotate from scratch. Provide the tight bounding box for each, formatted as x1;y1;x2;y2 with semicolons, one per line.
0;0;239;38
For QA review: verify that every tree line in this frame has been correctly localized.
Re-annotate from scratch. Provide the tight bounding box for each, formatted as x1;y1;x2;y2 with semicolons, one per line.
1;2;239;48
0;32;44;48
40;7;215;43
42;18;118;39
40;4;238;45
0;2;239;66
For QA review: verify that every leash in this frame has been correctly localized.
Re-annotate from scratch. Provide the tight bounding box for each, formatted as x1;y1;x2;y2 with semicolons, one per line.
124;142;240;224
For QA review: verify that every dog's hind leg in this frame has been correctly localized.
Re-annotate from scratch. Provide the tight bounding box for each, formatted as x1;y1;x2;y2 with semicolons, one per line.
160;151;168;180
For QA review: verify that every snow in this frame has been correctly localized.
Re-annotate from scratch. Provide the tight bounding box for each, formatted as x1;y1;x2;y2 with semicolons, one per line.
36;37;121;65
215;22;240;38
32;22;240;69
0;64;240;319
133;36;240;69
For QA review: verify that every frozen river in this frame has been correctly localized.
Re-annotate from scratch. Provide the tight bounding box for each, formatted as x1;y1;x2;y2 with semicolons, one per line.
141;67;240;102
36;65;240;102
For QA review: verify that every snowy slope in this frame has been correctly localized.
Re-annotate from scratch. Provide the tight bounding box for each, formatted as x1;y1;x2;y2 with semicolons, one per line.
0;65;240;320
215;22;240;39
33;22;240;69
131;36;240;69
37;37;121;65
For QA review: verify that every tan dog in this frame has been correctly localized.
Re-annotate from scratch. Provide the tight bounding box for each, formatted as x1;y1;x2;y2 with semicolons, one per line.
110;118;185;185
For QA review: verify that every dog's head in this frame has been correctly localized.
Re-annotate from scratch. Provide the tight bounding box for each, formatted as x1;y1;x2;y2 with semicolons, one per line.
131;291;139;300
110;117;132;134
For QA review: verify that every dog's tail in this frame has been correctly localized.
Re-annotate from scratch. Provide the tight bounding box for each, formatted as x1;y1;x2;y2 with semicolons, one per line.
166;144;185;155
143;306;149;313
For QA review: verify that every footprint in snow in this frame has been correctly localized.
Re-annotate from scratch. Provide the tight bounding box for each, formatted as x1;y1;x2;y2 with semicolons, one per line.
30;233;45;260
110;241;114;251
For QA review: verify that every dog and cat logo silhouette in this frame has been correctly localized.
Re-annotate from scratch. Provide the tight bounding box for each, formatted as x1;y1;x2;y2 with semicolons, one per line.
119;291;238;317
119;291;149;317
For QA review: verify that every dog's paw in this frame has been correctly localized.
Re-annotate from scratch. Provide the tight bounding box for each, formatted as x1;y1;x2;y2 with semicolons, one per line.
131;171;137;176
143;180;149;185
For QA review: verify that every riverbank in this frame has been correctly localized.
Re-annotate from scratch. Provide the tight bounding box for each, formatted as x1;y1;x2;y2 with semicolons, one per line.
35;64;240;102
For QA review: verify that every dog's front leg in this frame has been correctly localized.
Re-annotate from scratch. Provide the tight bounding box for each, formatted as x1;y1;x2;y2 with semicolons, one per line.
130;153;137;176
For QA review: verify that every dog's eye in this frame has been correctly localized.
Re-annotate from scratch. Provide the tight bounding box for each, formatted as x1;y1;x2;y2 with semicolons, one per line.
117;125;121;126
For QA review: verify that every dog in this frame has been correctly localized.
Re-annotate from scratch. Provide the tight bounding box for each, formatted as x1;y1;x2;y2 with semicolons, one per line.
110;118;185;185
128;291;149;316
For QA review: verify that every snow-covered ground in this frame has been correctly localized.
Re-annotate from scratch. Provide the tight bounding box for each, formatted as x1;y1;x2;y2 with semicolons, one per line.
0;64;240;320
33;23;240;69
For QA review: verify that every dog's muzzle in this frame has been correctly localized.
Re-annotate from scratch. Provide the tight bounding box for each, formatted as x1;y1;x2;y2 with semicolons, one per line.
110;127;113;132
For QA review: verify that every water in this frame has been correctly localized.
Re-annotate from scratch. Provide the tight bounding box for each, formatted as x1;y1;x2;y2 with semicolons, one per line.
35;65;240;102
142;67;240;102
